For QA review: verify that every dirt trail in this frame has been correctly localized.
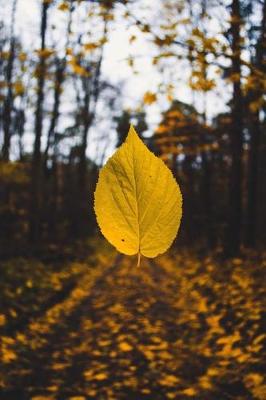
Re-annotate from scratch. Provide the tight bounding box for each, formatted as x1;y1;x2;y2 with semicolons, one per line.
1;255;265;400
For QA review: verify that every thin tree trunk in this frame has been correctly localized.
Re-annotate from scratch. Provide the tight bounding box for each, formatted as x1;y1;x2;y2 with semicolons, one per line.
77;92;93;236
43;61;64;171
224;0;243;257
29;2;49;242
43;1;74;171
200;0;215;249
245;0;266;247
77;19;108;236
1;0;17;161
17;109;25;160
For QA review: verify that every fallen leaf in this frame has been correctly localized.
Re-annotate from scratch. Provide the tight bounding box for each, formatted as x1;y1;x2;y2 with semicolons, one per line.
119;341;133;352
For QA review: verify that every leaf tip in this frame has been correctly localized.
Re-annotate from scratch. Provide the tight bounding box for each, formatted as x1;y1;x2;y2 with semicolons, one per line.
127;124;139;141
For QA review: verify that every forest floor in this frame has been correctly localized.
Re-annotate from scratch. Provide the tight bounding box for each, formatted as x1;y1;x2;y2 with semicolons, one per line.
0;241;266;400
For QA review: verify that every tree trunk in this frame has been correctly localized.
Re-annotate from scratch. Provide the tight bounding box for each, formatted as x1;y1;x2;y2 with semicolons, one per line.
77;98;93;237
29;2;49;242
77;19;108;237
245;0;266;247
1;0;17;161
44;1;74;172
43;61;64;172
224;0;243;257
202;152;216;248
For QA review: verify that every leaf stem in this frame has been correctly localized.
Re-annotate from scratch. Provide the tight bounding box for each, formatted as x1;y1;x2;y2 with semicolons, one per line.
137;252;141;268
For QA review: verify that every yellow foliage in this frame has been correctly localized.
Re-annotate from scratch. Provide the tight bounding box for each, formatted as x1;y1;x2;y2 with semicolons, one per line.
94;125;182;258
102;13;114;21
226;72;241;83
127;57;134;68
155;124;169;134
13;81;25;96
189;76;216;92
68;59;90;77
143;91;157;105
2;347;17;363
0;314;6;326
244;373;266;400
94;372;108;381
249;97;265;113
192;27;203;38
99;37;108;46
68;397;86;400
0;51;10;59
141;24;150;33
154;34;176;46
0;161;28;184
202;37;219;52
18;52;27;62
167;93;174;102
159;374;180;386
36;48;55;59
244;373;264;387
167;110;184;119
198;375;213;389
129;35;137;44
83;42;99;52
118;342;133;352
66;48;73;56
182;388;197;396
58;1;69;11
31;397;54;400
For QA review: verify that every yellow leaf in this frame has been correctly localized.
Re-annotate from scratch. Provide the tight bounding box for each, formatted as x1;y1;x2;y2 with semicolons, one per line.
31;397;54;400
66;48;73;56
83;42;99;52
127;57;134;67
159;374;180;386
94;372;108;381
94;125;182;259
129;35;137;44
68;59;89;77
118;341;133;352
36;48;55;58
0;51;10;59
143;91;157;105
18;52;27;62
167;93;174;102
13;81;25;96
68;397;86;400
0;314;6;326
58;1;69;11
182;388;197;396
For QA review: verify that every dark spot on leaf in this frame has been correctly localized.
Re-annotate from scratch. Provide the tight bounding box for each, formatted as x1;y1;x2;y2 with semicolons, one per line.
121;238;125;242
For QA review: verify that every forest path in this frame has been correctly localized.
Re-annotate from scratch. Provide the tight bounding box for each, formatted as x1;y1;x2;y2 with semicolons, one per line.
1;253;265;400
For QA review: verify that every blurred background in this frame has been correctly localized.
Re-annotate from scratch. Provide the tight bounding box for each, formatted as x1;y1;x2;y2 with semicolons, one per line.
0;1;266;399
0;0;265;259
